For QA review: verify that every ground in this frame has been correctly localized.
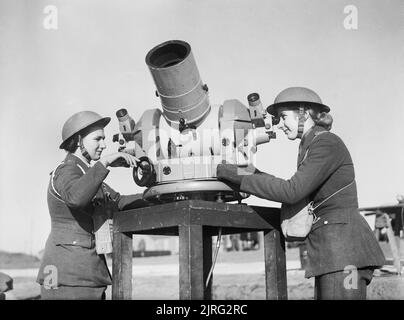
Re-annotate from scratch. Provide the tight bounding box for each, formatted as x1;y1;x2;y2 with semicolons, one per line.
1;240;403;300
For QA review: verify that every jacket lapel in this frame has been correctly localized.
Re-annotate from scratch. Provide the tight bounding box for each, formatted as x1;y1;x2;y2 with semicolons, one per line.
297;126;326;167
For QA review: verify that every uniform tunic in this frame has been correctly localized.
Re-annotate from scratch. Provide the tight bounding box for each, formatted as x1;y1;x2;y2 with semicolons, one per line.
37;153;143;289
240;125;386;278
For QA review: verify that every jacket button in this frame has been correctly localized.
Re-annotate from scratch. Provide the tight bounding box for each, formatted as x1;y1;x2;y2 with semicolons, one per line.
324;221;328;225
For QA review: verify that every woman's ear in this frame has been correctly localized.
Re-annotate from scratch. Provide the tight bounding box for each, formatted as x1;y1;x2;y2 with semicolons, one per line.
77;134;83;147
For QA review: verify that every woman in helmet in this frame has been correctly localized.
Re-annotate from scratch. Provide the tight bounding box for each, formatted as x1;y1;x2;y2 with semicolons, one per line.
37;111;145;300
217;87;385;299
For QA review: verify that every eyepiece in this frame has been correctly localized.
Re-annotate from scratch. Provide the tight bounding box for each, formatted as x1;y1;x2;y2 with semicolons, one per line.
116;108;128;118
247;93;260;103
247;93;261;107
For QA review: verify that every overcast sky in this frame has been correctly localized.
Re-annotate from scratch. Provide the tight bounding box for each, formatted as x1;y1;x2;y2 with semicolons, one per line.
1;0;403;254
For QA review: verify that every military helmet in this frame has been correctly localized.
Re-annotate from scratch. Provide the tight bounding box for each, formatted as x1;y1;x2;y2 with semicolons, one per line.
266;87;330;116
59;111;111;149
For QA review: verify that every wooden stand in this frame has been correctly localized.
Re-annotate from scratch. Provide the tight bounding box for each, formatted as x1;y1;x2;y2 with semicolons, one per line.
112;200;287;300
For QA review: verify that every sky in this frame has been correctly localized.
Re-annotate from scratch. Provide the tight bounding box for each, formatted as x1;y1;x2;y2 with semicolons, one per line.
0;0;403;254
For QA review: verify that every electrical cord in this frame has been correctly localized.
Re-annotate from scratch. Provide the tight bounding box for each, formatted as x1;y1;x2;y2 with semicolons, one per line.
401;207;404;238
205;227;222;288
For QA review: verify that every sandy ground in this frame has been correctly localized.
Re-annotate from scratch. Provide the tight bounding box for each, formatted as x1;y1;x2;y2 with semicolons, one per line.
129;271;314;300
2;246;315;300
2;243;404;300
5;270;314;300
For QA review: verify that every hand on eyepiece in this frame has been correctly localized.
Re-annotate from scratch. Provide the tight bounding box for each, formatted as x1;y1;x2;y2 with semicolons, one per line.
99;152;139;168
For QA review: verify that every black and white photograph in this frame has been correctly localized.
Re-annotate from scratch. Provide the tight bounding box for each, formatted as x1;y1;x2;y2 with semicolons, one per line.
0;0;403;304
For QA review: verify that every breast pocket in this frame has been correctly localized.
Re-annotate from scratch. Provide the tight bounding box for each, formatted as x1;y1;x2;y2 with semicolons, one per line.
311;210;350;232
53;232;95;249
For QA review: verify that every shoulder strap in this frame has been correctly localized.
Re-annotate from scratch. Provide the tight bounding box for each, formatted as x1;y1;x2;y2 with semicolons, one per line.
313;181;354;211
48;162;87;203
49;162;66;203
300;131;354;211
75;163;86;174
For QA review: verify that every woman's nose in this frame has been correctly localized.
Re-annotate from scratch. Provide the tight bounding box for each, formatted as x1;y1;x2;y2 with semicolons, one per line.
277;120;284;130
100;139;106;149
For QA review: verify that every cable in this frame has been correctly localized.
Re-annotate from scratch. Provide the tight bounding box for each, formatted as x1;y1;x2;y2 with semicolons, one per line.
401;207;404;238
205;227;222;288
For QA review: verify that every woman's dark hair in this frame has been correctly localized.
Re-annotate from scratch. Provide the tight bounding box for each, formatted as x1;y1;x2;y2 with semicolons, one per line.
308;108;333;131
62;135;79;153
62;124;103;153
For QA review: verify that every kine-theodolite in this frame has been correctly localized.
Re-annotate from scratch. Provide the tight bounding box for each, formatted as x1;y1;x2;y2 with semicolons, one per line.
112;40;277;203
110;40;288;300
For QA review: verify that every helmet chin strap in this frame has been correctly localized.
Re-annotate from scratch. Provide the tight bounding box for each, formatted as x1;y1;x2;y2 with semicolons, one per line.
296;106;306;139
78;135;92;163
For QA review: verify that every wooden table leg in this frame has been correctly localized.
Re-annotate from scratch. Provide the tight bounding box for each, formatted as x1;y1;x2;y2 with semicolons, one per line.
179;225;212;300
203;228;213;300
264;229;287;300
112;231;133;300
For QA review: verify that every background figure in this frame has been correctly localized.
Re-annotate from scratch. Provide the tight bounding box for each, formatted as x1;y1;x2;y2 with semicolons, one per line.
224;234;240;252
240;232;260;250
0;272;13;300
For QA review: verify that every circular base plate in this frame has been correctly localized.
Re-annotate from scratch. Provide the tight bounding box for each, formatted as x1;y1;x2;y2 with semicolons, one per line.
143;179;247;203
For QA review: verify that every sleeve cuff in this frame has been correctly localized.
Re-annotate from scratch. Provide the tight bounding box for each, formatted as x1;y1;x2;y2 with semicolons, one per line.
93;161;110;177
240;175;250;193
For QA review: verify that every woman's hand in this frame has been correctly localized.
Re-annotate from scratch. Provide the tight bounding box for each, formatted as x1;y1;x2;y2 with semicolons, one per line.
98;152;139;168
217;164;246;185
217;163;259;185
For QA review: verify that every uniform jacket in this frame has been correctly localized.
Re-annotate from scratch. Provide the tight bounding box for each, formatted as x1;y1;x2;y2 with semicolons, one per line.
37;153;143;287
240;125;386;277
